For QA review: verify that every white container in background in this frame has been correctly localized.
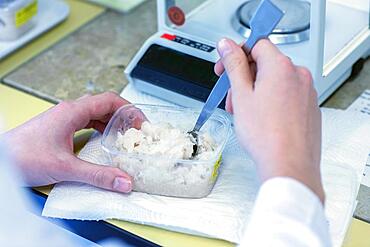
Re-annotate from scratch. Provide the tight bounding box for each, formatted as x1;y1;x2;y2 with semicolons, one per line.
0;0;38;41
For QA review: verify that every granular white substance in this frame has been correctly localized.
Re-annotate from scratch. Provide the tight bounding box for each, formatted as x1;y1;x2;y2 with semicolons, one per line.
113;121;220;198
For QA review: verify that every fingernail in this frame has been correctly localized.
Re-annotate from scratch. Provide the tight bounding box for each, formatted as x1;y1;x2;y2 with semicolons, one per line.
217;39;232;57
113;177;132;193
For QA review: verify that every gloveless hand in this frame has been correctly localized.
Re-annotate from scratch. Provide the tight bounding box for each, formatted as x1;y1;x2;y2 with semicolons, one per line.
215;39;324;203
4;92;140;193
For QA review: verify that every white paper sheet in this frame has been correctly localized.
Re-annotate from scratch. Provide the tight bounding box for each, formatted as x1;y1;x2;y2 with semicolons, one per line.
347;90;370;187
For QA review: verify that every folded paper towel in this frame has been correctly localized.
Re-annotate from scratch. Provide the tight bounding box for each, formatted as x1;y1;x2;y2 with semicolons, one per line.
42;85;370;246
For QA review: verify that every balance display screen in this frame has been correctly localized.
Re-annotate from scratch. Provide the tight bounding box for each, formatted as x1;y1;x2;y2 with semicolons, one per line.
135;44;219;89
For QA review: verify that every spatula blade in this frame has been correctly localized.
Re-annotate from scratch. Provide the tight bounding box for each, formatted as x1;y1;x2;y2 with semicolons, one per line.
249;0;284;37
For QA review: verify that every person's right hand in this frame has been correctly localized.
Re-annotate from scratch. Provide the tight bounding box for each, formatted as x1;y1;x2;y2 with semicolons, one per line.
215;39;324;203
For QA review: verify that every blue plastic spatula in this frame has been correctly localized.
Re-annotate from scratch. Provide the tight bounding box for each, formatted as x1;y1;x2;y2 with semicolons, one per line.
190;0;284;156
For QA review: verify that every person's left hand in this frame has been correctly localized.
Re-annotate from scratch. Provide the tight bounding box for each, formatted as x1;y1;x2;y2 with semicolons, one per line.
3;92;138;193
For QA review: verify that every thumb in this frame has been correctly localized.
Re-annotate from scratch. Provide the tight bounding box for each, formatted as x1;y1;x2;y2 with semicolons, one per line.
68;157;133;193
217;38;254;98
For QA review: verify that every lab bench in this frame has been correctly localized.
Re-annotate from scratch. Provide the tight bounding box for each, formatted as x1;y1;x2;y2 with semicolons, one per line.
0;0;370;246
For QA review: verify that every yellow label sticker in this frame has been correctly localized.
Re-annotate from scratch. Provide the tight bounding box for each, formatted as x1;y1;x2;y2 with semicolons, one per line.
211;155;222;181
15;0;38;28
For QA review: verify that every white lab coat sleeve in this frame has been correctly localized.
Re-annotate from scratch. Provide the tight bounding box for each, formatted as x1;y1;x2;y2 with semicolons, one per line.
239;177;331;247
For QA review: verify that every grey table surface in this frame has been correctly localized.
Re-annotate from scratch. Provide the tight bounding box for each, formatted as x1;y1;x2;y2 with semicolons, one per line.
1;0;370;224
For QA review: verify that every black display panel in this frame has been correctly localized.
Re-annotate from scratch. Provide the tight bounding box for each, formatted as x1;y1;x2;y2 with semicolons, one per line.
131;44;226;107
134;44;219;89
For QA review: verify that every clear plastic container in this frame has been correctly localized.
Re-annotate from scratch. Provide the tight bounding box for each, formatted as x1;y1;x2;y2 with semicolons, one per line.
102;104;231;198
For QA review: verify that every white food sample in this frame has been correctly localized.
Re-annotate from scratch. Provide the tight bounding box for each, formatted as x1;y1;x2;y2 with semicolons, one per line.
116;121;216;160
113;121;220;198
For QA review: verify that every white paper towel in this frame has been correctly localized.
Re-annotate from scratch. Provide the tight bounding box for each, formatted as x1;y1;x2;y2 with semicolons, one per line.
347;90;370;187
42;84;370;245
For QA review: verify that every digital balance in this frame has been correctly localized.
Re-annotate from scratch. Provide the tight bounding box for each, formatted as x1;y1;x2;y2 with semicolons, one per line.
125;0;370;108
